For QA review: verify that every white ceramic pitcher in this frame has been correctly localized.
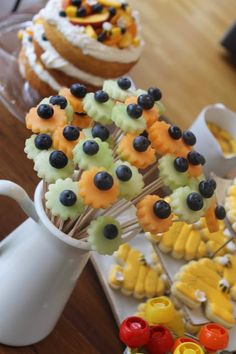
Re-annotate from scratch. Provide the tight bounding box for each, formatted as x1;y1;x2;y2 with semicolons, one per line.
0;180;91;346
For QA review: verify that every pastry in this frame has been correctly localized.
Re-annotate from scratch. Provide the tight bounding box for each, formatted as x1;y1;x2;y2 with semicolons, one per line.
108;243;167;298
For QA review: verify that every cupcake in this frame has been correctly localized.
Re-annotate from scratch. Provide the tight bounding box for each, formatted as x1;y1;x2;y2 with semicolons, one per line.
18;0;143;96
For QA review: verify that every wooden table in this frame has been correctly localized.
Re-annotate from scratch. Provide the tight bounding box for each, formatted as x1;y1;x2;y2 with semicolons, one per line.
0;0;236;353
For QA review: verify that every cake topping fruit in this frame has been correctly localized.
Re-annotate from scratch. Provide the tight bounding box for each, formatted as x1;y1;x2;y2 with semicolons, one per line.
133;135;149;152
49;95;68;109
92;124;110;141
199;180;214;198
137;94;155;110
49;151;68;169
94;90;109;103
153;200;171;219
35;134;52;150
77;7;87;17
148;87;162;101
116;165;132;181
187;192;204;211
37;104;54;119
71;0;82;6
182;130;196;146
83;140;99;155
63;125;80;141
70;83;87;98
174;157;189;172
108;6;116;16
59;189;77;206
103;224;119;239
92;3;104;13
117;77;132;90
94;171;114;190
215;205;226;219
168;125;182;140
59;10;67;17
127;104;143;119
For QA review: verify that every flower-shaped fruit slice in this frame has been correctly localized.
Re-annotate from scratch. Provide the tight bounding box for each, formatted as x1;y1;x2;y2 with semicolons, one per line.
87;216;122;255
40;95;73;123
111;103;146;134
136;195;173;234
78;167;119;208
125;96;159;129
45;178;85;220
103;78;134;102
34;150;74;183
112;160;144;200
148;121;184;155
158;155;189;190
73;138;113;170
117;134;156;169
170;186;206;224
53;125;85;159
26;104;67;134
83;91;114;125
24;133;53;160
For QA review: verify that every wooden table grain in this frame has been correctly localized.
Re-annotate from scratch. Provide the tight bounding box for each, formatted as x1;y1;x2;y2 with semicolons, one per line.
0;0;236;353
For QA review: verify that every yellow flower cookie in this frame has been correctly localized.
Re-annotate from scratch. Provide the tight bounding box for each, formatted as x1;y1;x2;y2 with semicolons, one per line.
214;254;236;301
108;243;167;299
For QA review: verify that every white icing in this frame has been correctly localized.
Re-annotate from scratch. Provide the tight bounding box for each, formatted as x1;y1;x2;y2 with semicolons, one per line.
33;23;114;86
40;0;143;63
21;32;60;91
195;290;207;302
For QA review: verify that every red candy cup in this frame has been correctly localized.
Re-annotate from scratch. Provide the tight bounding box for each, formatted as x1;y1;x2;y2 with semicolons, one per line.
145;325;174;354
198;323;229;351
119;316;150;348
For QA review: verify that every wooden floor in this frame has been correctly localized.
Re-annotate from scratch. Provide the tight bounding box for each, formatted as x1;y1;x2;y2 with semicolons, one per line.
130;0;236;128
0;1;236;353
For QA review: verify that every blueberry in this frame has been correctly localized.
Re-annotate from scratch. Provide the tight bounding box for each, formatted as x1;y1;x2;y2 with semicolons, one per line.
133;136;149;152
49;95;67;109
199;180;214;198
109;7;116;16
174;157;189;172
140;130;149;139
103;224;118;239
77;7;87;17
208;178;217;190
120;27;126;34
72;0;82;6
153;200;171;219
94;90;109;103
92;3;103;13
97;32;107;42
187;192;203;211
37;104;54;119
168;125;182;140
28;35;33;42
63;126;80;141
116;165;132;181
183;130;196;146
70;83;87;98
49;151;68;169
42;34;48;41
83;140;99;155
117;77;131;90
92;124;109;141
59;10;66;17
127;104;143;119
137;94;155;110
35;134;52;150
94;171;114;190
59;190;77;206
148;87;162;101
199;154;206;165
187;151;204;166
215;205;226;220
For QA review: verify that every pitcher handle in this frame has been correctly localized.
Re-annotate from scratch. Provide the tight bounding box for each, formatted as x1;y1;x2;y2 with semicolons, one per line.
0;180;38;222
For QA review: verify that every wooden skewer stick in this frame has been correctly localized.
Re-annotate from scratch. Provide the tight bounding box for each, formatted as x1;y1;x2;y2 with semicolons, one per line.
143;164;158;179
210;237;235;258
122;227;142;243
121;218;138;228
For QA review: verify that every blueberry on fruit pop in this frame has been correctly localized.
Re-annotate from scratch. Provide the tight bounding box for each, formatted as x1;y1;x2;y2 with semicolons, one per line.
133;136;149;152
187;192;204;211
63;126;80;141
174;157;189;172
208;178;217;190
127;104;143;119
148;87;162;101
70;83;87;98
59;190;77;206
94;90;109;103
83;140;99;155
94;171;114;190
103;224;119;239
92;124;109;141
215;205;226;219
137;94;154;110
116;165;132;181
35;134;52;150
187;151;204;165
199;180;214;198
117;77;131;90
49;151;68;169
49;95;67;109
153;200;171;219
168;125;182;140
182;130;196;146
37;104;54;119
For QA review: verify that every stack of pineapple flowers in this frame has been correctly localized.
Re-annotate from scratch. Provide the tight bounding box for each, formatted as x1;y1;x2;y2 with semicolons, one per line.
24;77;226;255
